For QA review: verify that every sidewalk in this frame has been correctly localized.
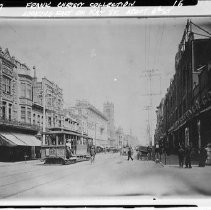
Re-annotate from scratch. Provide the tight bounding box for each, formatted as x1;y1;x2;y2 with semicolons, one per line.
159;154;199;166
0;159;41;167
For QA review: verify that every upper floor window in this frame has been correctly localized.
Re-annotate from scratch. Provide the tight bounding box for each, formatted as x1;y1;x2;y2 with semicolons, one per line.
21;82;26;97
26;84;32;99
21;82;32;100
8;104;12;121
2;76;11;94
21;106;26;122
2;101;6;120
27;107;31;123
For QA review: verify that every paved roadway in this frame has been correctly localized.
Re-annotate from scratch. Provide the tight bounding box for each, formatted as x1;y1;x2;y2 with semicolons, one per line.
0;153;211;203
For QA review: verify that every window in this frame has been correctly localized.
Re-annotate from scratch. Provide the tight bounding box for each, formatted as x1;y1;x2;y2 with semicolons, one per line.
2;101;6;120
21;82;26;97
27;107;31;123
21;106;26;122
2;76;11;94
26;84;32;99
48;117;52;126
37;115;40;125
33;114;36;125
21;83;32;99
8;104;12;121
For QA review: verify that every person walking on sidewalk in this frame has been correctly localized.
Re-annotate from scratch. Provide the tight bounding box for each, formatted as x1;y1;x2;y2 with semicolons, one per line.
128;147;133;161
185;144;192;168
178;145;185;168
90;146;96;164
199;146;208;167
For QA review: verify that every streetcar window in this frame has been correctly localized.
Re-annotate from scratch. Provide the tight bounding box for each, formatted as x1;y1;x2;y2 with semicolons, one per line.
45;135;50;145
58;134;64;145
51;134;56;145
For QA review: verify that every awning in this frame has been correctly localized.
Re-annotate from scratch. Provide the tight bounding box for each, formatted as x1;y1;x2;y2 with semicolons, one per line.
0;132;27;146
14;133;41;146
0;132;41;147
0;134;17;147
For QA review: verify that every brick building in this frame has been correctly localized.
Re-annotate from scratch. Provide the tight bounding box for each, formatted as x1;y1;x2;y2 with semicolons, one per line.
155;20;211;154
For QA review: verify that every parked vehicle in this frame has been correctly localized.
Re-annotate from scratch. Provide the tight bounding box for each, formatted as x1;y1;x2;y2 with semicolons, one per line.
41;129;92;165
136;146;148;160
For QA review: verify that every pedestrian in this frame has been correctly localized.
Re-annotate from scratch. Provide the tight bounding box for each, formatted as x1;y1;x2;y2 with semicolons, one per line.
185;144;192;168
147;146;152;160
199;146;208;167
155;143;160;159
127;147;133;161
90;146;96;164
178;145;185;168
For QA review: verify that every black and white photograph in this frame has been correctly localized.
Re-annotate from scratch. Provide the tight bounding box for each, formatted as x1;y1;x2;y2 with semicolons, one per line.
0;4;211;205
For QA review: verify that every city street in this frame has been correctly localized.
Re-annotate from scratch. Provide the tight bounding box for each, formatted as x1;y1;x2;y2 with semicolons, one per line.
0;153;211;201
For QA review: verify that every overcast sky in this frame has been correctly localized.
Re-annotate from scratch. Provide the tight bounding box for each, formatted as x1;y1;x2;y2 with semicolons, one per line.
1;17;211;145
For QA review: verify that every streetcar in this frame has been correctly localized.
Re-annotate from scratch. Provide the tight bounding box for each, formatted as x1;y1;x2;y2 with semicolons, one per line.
41;128;93;165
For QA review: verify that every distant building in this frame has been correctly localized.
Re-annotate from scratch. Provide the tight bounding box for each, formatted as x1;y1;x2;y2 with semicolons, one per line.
103;102;115;147
114;126;124;148
124;134;139;147
75;100;109;147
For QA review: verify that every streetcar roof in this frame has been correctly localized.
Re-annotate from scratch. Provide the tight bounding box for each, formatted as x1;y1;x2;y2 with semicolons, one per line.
43;131;93;139
43;131;80;135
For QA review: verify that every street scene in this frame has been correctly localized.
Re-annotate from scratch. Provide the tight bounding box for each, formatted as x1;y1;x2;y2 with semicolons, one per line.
0;17;211;203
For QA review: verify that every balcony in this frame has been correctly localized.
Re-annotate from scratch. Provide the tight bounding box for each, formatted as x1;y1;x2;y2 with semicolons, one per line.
0;118;40;132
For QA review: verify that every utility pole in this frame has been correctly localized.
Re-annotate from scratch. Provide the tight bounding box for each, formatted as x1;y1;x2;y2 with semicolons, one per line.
42;79;46;144
141;69;162;147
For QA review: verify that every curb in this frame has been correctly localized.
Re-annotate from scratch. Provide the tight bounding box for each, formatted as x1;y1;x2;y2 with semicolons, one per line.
0;159;41;167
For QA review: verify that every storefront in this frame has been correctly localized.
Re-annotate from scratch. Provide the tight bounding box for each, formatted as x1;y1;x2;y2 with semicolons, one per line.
0;132;41;162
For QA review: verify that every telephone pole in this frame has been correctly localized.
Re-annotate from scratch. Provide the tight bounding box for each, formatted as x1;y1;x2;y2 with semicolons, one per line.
141;69;162;146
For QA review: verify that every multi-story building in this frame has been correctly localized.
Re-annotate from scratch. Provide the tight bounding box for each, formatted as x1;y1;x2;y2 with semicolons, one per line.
0;47;41;161
114;126;124;148
103;102;115;147
75;100;109;147
154;20;211;154
124;134;139;148
33;75;64;130
0;47;18;121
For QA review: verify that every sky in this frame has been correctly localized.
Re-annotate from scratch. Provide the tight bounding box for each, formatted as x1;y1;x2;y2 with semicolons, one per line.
0;17;211;145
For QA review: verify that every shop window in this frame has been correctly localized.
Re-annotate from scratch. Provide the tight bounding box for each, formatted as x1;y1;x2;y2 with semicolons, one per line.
2;76;11;94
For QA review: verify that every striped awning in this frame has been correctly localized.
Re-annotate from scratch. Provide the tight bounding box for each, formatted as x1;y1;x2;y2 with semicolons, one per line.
0;132;41;147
